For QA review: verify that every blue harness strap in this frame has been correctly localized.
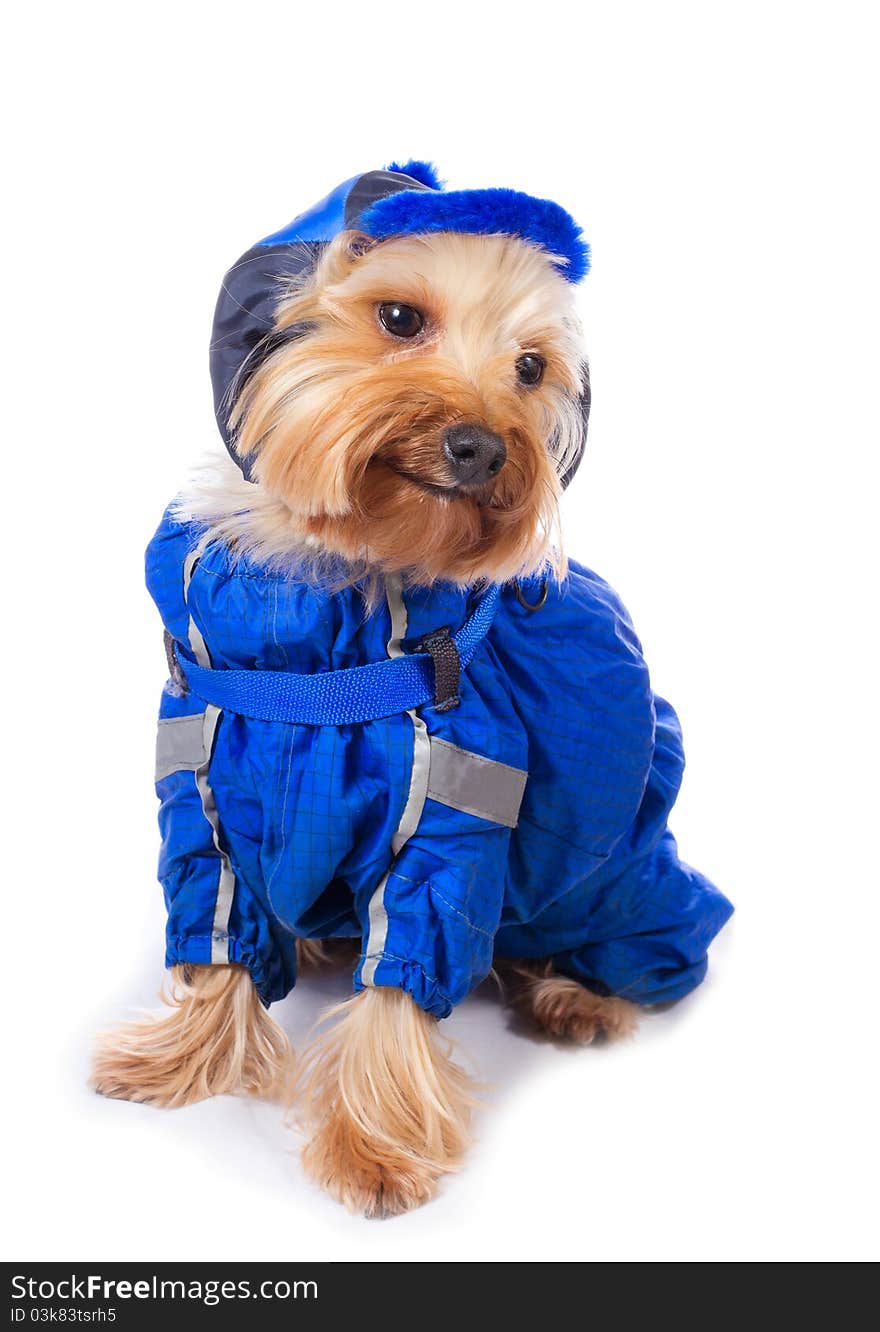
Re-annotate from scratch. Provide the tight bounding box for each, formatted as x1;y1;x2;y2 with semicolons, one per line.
174;583;502;726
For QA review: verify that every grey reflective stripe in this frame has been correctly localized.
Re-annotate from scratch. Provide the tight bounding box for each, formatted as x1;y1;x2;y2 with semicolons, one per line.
427;737;527;828
392;720;431;854
182;555;233;965
362;872;391;986
182;549;211;668
155;712;208;781
385;574;431;855
195;704;236;965
362;574;431;987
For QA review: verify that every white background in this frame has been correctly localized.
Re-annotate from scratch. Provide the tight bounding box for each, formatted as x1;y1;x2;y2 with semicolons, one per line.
3;0;877;1263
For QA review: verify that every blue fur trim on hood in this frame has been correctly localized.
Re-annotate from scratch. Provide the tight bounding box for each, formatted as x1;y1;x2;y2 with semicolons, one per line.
360;185;590;283
385;159;444;190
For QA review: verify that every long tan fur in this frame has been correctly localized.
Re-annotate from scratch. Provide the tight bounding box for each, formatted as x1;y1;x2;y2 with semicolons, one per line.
500;960;640;1043
91;963;292;1106
296;988;477;1217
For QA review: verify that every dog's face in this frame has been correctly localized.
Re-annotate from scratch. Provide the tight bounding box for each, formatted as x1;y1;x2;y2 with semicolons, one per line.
231;231;588;584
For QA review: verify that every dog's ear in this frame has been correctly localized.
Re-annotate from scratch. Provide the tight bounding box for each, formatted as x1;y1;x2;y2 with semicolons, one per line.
342;230;379;262
560;361;590;490
579;361;591;432
314;230;380;286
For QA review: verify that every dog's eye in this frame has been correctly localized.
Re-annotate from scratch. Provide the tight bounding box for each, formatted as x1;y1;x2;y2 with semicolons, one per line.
378;302;425;339
516;353;545;387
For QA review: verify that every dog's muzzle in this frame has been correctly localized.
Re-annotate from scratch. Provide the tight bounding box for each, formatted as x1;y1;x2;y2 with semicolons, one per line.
443;425;507;488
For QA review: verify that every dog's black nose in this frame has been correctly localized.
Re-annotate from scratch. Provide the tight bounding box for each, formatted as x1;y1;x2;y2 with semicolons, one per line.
443;425;507;487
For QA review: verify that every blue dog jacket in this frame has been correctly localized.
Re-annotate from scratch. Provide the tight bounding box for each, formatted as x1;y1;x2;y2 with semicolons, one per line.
149;163;732;1017
149;520;732;1016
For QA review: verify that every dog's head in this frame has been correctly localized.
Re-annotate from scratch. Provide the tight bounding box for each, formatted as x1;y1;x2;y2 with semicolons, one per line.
229;230;589;585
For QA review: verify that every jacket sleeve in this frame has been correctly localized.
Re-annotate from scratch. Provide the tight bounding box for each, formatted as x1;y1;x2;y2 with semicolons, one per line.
354;797;515;1019
154;691;292;1003
155;695;230;968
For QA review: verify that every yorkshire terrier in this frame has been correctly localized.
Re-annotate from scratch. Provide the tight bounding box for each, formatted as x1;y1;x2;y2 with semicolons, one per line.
93;163;732;1216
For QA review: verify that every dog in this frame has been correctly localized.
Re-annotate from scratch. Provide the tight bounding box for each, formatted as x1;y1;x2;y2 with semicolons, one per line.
93;163;732;1216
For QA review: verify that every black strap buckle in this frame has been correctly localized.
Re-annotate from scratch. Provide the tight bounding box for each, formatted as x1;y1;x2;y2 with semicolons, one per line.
415;626;461;712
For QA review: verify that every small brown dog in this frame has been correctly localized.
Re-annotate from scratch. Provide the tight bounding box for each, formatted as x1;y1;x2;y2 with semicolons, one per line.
93;164;731;1216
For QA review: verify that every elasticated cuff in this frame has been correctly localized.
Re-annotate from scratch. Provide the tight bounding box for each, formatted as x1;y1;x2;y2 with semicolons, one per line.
353;952;455;1019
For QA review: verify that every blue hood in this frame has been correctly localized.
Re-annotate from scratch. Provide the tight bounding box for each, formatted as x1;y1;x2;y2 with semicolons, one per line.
209;160;590;481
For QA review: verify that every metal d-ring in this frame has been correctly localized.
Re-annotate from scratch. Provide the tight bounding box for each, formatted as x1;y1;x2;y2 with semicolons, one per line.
514;579;549;613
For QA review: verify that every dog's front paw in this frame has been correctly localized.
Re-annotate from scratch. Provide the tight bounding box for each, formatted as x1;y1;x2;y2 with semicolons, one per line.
90;1014;204;1107
302;1119;442;1218
295;989;473;1216
91;964;292;1107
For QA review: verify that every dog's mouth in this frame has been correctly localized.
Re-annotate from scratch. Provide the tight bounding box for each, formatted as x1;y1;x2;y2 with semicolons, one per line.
380;461;497;505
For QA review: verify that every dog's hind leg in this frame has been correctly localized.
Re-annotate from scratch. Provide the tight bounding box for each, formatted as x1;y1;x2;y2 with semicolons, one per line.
295;937;361;974
91;963;292;1107
296;987;476;1217
498;959;640;1044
